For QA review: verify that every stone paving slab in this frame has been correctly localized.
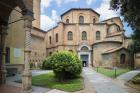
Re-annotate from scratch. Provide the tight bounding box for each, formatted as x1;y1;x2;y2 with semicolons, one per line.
117;70;140;82
46;89;69;93
83;67;129;93
6;81;51;93
32;86;51;93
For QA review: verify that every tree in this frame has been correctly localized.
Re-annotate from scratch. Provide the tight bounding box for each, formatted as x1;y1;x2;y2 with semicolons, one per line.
110;0;140;30
128;41;140;69
110;0;140;41
110;0;140;69
42;51;82;81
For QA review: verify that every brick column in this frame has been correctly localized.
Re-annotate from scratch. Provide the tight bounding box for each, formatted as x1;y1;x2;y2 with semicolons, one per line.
0;25;8;85
22;14;34;93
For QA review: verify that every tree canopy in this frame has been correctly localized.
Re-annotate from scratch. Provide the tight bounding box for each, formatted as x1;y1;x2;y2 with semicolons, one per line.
110;0;140;40
110;0;140;30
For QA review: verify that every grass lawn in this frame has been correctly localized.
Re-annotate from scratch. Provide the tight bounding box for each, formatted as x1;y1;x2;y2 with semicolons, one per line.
131;73;140;84
94;67;130;78
32;72;84;92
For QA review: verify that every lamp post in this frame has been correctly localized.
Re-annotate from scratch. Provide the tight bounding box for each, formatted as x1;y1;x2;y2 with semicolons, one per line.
114;67;118;78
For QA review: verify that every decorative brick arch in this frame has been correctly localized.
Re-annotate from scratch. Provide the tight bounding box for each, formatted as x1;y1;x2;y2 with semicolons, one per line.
77;43;92;51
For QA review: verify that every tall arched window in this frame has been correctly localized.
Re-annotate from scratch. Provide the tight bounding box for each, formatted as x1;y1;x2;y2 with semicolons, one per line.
56;33;58;42
49;36;52;44
68;31;73;40
120;54;125;64
96;31;100;40
93;18;96;23
66;19;69;23
49;52;52;55
82;31;87;40
79;16;84;24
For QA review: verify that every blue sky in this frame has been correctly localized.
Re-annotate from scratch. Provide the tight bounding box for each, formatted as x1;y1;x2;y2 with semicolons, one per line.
40;0;133;36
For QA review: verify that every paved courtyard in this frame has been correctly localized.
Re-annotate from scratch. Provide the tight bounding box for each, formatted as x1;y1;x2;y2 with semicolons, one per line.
3;70;52;93
117;70;140;82
83;67;129;93
1;68;140;93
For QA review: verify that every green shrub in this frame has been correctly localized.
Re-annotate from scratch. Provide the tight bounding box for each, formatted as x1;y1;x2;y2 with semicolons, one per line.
30;63;34;69
43;51;82;81
42;56;53;70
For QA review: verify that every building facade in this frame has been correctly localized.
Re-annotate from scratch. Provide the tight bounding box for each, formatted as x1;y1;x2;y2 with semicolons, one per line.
5;0;46;73
30;27;46;69
45;8;130;67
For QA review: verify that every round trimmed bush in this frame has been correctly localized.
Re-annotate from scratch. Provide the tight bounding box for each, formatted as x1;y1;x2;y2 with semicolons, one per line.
42;56;53;70
43;51;82;80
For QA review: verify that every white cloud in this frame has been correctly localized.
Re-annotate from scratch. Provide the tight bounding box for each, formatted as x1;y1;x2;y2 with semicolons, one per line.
51;10;60;22
65;0;79;3
86;0;95;5
41;10;60;31
95;0;119;20
41;0;52;13
55;0;79;7
41;15;55;31
41;0;79;9
41;0;52;8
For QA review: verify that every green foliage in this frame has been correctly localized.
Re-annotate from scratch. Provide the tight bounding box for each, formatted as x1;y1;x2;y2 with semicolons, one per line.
110;0;140;30
95;67;130;78
127;41;140;69
110;0;140;69
131;73;140;84
43;51;82;81
42;56;53;70
30;63;33;69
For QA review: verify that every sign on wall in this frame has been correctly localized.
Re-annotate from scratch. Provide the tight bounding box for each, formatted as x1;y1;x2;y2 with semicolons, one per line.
14;48;21;57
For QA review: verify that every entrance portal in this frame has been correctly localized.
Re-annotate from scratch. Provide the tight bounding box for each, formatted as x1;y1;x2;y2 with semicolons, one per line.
80;55;88;67
78;44;92;67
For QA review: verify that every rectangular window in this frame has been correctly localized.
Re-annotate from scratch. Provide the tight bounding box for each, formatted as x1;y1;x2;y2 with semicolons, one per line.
6;47;10;64
49;36;52;44
56;34;58;42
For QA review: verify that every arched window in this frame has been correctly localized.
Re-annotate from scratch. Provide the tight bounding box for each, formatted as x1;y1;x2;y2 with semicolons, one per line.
49;36;52;44
56;33;58;42
66;19;69;23
96;31;100;40
93;18;96;23
82;31;87;40
68;31;73;40
49;52;52;55
120;54;125;64
79;16;84;24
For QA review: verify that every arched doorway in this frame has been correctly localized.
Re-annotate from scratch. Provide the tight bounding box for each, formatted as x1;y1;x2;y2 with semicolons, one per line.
77;44;92;67
120;54;125;64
